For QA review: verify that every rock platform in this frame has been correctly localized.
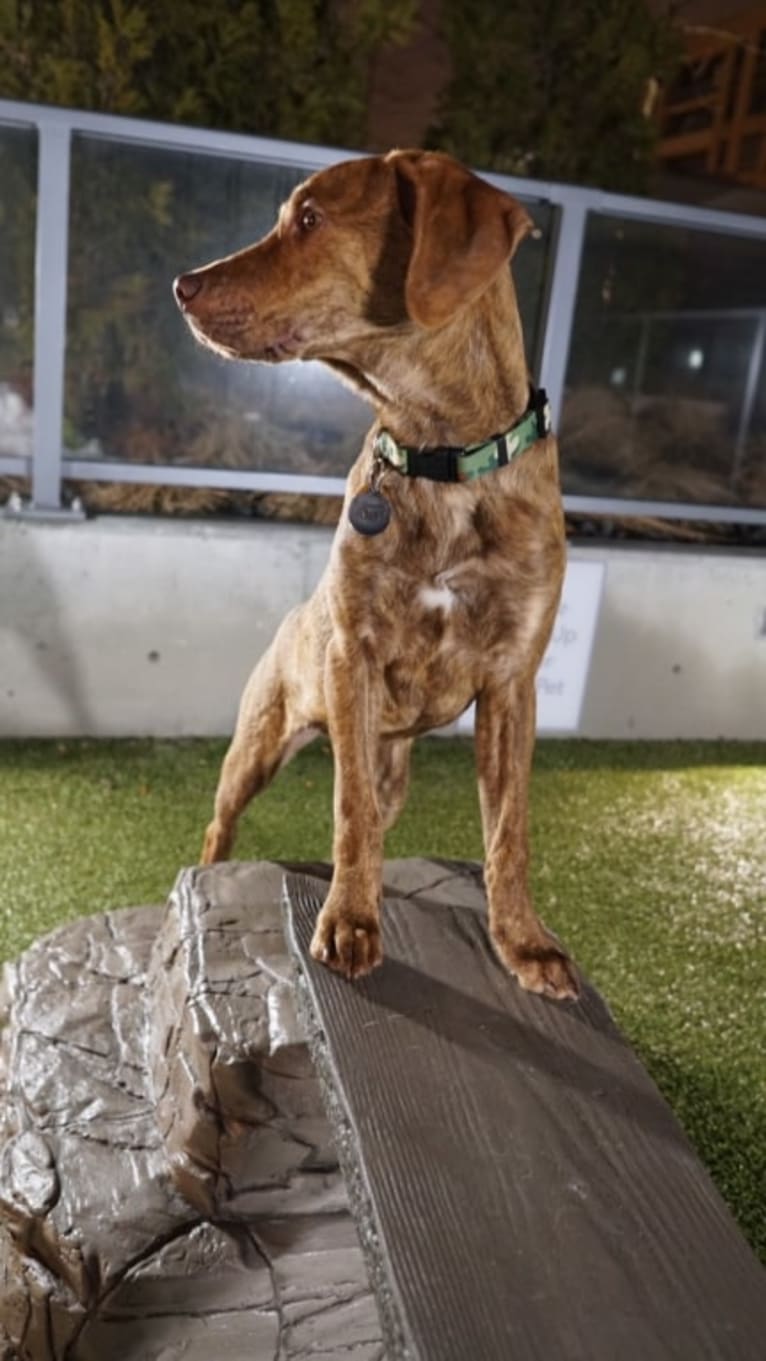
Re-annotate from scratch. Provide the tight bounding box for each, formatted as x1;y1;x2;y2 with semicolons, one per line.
8;855;763;1361
0;860;386;1361
285;865;766;1361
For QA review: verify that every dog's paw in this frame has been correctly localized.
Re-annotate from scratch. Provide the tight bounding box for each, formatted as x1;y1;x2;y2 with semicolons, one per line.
310;907;383;980
492;928;580;1002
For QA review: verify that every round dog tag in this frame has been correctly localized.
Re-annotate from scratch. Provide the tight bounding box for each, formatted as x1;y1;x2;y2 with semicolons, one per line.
348;489;391;536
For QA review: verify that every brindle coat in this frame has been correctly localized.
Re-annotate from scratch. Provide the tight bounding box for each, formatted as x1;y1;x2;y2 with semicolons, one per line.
174;149;579;1001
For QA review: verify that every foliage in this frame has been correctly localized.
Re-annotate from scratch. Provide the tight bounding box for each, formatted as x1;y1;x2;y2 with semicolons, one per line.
0;0;415;146
431;0;681;192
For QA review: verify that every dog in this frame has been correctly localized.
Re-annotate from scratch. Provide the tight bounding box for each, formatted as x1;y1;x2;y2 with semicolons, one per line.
174;149;579;1002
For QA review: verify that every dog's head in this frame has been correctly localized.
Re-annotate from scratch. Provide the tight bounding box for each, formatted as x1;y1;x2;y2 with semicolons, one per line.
174;149;533;366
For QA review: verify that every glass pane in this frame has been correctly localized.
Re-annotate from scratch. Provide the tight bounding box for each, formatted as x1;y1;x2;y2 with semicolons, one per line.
515;200;554;379
0;123;36;460
561;213;766;509
64;136;370;477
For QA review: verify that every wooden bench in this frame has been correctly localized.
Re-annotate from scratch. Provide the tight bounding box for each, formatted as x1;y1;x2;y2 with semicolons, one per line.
284;858;766;1361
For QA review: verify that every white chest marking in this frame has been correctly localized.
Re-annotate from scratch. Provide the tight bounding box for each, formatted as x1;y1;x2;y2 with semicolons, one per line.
419;585;456;613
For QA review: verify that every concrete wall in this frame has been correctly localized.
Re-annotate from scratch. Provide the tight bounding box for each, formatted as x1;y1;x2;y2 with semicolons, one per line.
1;514;764;740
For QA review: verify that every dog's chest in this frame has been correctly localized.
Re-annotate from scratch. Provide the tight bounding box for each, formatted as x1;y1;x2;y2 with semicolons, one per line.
338;513;555;734
418;583;458;614
374;522;523;657
408;562;507;658
337;485;552;681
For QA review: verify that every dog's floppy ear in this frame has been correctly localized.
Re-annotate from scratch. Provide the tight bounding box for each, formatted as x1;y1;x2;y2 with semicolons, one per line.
389;151;533;331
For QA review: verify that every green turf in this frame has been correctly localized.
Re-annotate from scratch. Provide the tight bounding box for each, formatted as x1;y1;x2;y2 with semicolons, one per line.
0;736;764;1259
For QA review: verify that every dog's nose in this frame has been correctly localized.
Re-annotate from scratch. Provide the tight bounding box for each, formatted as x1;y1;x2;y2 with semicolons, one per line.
174;273;204;307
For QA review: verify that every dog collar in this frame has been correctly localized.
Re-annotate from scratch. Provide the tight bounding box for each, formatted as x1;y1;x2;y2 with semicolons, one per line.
372;387;552;484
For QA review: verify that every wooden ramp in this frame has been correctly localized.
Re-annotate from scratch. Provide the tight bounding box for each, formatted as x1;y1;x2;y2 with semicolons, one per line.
283;858;766;1361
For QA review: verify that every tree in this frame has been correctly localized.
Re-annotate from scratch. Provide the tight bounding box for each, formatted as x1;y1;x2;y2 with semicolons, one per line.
430;0;680;193
0;0;415;147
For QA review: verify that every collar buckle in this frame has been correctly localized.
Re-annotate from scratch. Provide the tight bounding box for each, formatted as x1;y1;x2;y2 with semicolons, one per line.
375;386;552;485
533;388;552;438
373;429;407;472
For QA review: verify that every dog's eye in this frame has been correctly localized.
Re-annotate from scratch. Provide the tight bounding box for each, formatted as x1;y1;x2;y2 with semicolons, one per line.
298;205;320;232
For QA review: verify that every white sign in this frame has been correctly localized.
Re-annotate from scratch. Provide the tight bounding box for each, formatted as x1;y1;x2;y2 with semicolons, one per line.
457;558;605;736
536;559;605;732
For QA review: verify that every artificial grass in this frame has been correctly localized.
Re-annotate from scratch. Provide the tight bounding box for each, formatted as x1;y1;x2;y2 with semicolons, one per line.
0;736;764;1260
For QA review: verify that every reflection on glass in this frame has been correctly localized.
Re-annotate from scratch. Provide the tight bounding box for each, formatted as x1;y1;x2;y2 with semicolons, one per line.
561;214;766;509
0;123;36;459
64;136;553;477
64;136;370;476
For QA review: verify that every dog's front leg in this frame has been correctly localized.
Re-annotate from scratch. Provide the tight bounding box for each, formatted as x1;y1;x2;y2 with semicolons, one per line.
310;638;384;979
476;678;579;1001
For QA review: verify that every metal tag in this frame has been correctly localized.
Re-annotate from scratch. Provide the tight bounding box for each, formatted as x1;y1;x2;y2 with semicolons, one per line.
348;489;392;536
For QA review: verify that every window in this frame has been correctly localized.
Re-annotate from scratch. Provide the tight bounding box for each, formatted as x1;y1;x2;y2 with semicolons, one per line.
666;54;725;106
663;107;714;138
748;32;766;114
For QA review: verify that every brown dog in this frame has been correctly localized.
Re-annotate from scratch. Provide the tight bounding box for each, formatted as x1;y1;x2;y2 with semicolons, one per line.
174;149;579;1001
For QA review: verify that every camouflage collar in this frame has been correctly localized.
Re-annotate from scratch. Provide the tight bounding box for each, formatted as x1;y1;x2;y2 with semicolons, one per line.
372;388;552;484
